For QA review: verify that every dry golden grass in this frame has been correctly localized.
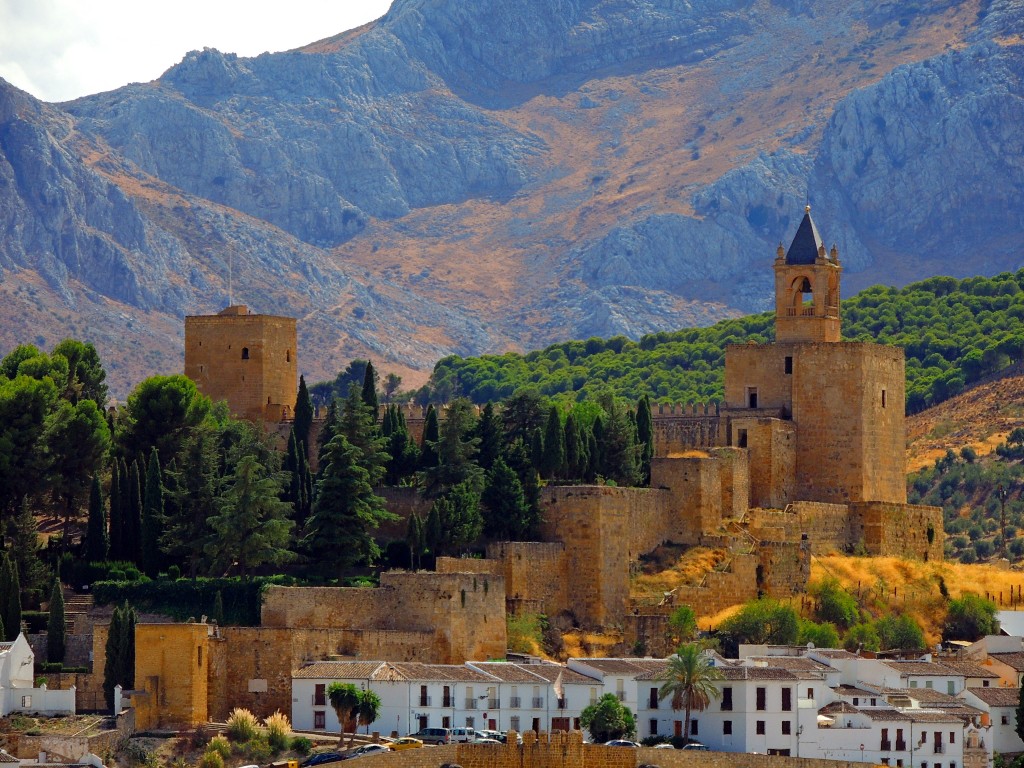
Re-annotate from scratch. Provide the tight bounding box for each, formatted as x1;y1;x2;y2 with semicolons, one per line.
631;546;728;600
561;631;622;659
812;555;1024;644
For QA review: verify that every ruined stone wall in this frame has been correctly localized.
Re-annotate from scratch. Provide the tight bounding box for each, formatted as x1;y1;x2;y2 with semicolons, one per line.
650;458;721;544
483;543;567;617
650;402;723;456
758;539;811;597
710;447;750;520
184;309;297;423
672;553;760;618
852;501;944;561
745;502;852;554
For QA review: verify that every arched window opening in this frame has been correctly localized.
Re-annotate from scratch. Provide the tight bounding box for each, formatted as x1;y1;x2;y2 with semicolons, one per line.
791;276;814;315
286;350;291;363
241;347;250;360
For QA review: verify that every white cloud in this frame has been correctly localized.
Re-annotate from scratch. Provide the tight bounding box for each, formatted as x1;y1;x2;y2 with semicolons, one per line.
0;0;393;102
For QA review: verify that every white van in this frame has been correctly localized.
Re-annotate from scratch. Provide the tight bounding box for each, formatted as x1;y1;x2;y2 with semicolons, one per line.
451;727;477;743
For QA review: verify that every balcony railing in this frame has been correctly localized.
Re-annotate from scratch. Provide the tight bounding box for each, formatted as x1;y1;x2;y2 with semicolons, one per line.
720;701;733;711
896;742;907;751
934;745;945;754
648;700;659;710
881;741;892;752
616;692;626;702
488;699;499;709
420;696;432;707
557;698;567;710
465;699;478;710
532;697;544;708
443;697;453;708
510;697;521;708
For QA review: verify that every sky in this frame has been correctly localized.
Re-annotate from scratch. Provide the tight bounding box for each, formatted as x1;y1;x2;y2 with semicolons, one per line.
0;0;394;103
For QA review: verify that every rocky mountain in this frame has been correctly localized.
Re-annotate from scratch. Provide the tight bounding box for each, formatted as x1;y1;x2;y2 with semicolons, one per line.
1;0;1023;396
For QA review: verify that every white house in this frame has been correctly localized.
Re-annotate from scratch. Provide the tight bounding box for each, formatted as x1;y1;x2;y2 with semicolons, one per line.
0;635;75;716
961;687;1023;755
466;661;597;734
566;657;668;718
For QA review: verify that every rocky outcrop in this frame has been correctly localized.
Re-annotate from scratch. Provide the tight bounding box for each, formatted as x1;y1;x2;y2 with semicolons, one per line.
2;0;1024;395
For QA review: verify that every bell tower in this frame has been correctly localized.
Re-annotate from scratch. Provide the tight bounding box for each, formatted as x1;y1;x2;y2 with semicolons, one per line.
773;206;841;343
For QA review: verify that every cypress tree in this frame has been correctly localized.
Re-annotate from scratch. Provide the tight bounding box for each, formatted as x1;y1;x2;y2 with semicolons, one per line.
636;395;654;486
103;604;125;710
0;554;10;641
294;374;314;459
141;450;164;577
3;554;21;641
475;402;502;472
109;461;122;561
406;512;424;570
585;428;600;483
124;601;137;688
564;412;585;480
47;577;66;664
213;590;225;626
86;473;109;562
361;361;379;419
481;458;529;539
420;405;439;470
126;461;143;564
541;405;565;480
530;428;545;473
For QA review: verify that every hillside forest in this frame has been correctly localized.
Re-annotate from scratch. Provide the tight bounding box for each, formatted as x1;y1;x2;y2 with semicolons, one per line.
1;270;1023;669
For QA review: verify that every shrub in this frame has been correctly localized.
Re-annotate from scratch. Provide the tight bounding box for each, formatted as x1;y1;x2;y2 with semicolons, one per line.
226;708;260;742
207;735;231;759
264;711;291;752
199;751;224;768
290;737;313;756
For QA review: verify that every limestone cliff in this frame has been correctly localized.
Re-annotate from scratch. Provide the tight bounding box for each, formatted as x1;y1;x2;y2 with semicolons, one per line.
1;0;1022;394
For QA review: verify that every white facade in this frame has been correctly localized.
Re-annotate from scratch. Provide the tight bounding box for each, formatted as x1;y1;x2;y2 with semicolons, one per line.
0;635;75;716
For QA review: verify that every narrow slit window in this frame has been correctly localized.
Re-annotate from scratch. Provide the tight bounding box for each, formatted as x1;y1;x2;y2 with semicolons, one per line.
785;356;793;374
242;347;250;360
881;389;887;408
737;429;748;449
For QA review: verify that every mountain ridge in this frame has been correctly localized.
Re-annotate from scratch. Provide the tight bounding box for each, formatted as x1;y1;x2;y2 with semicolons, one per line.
1;0;1023;396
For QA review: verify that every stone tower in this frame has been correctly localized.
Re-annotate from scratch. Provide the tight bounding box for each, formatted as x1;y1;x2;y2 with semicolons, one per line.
184;305;297;422
723;209;907;506
773;205;842;343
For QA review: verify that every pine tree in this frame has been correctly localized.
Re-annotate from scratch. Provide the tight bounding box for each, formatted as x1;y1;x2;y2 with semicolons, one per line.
7;497;46;598
294;374;314;459
420;399;482;498
360;361;379;419
636;395;654;486
141;450;164;577
316;399;340;473
0;554;11;641
530;428;545;473
541;405;565;480
163;426;218;579
304;435;395;576
47;577;66;663
384;406;418;486
339;387;388;487
419;405;439;470
481;458;529;539
430;482;483;556
108;461;123;561
205;455;296;580
86;473;109;562
598;396;641;486
103;604;125;710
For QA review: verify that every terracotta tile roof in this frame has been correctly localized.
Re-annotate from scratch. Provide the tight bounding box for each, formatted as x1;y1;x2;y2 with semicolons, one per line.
522;665;599;685
294;661;386;679
835;685;877;697
892;688;960;704
938;661;1000;678
749;656;834;674
819;701;859;715
967;687;1022;706
882;661;957;676
904;710;965;724
468;663;548;683
571;658;655;676
717;667;796;681
989;652;1024;671
424;664;499;682
862;708;913;722
810;649;858;659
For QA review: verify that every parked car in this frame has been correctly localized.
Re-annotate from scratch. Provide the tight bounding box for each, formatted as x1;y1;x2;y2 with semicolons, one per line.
652;744;676;749
389;737;424;751
451;727;477;743
302;753;345;767
477;730;504;742
604;740;640;748
472;738;502;744
346;744;392;759
409;727;451;746
681;742;709;751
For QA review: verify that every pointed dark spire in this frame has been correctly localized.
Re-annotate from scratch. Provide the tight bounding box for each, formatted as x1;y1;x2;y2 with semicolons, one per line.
785;205;830;265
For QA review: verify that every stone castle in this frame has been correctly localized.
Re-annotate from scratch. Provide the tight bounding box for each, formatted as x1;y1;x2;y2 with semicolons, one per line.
152;209;942;728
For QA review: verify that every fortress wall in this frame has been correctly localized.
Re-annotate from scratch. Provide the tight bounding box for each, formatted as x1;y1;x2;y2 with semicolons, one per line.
710;447;750;519
652;413;723;456
758;539;811;597
650;457;721;544
673;553;760;618
484;542;568;617
746;502;852;554
852;501;944;561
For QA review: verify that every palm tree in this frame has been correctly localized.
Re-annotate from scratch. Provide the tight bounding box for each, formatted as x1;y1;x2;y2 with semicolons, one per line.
656;643;723;743
356;689;382;736
327;682;360;747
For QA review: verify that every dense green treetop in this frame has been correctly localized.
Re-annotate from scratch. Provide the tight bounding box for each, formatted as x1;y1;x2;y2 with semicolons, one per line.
427;271;1024;413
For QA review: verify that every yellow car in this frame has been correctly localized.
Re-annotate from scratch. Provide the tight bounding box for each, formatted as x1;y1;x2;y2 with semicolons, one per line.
390;738;424;751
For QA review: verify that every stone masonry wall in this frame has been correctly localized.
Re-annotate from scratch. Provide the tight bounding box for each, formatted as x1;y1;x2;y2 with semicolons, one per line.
483;542;567;617
852;501;944;561
745;503;852;554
